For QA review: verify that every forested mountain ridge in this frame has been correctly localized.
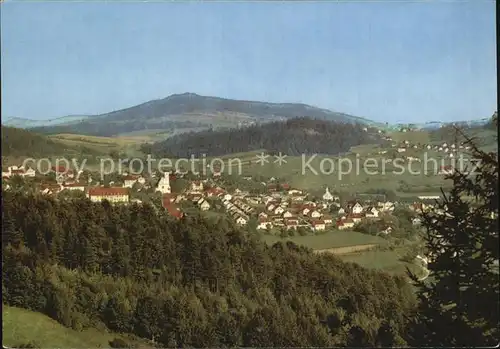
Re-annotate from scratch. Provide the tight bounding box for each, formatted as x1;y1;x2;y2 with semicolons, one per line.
29;93;376;137
2;191;415;347
147;117;383;158
1;126;97;158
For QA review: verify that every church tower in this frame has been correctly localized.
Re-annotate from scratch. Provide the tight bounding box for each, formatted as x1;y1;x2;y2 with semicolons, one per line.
156;171;171;194
322;186;334;201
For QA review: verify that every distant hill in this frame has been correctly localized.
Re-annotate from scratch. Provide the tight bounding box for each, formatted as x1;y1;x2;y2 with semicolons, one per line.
147;117;385;158
28;93;377;137
3;115;92;129
399;118;491;130
1;126;98;158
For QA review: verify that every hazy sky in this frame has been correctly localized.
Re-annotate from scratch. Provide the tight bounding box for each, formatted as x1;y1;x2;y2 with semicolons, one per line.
1;1;497;123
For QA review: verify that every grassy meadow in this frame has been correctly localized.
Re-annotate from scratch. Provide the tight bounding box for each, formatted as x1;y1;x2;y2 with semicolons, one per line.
261;230;388;250
2;305;150;348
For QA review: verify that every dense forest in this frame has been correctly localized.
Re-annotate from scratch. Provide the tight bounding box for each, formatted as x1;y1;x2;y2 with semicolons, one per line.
1;126;97;158
2;191;416;347
147;118;382;158
31;120;206;138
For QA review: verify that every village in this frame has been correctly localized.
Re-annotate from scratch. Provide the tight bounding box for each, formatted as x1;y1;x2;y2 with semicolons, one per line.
1;162;438;237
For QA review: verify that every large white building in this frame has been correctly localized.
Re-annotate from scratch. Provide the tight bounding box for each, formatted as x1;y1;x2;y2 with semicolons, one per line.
322;187;334;201
156;172;171;194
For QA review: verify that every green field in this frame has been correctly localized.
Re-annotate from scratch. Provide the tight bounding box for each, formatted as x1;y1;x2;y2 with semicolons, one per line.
2;305;148;348
339;249;417;274
206;149;450;195
261;230;388;250
390;130;431;144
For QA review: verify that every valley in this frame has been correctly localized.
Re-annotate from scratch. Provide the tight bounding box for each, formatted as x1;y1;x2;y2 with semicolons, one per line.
3;2;498;346
1;106;497;348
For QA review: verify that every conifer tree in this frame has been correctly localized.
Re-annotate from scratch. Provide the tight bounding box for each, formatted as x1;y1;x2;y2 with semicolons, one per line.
408;133;499;346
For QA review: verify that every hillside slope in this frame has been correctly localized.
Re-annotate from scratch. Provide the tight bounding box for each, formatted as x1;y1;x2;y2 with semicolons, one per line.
30;93;376;137
148;117;385;158
0;127;106;162
3;191;416;347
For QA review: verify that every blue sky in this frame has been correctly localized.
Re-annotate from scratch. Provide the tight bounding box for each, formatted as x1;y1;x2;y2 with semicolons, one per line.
1;1;497;123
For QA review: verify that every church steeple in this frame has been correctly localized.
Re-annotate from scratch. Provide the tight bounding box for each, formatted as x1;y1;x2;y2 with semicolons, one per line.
323;186;333;201
156;171;171;194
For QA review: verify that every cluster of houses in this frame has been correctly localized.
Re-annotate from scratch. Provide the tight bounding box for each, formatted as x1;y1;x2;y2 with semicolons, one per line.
2;163;436;235
391;140;470;159
2;165;37;178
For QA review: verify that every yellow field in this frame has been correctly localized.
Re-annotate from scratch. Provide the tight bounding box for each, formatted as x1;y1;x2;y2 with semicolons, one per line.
49;133;151;146
48;133;149;157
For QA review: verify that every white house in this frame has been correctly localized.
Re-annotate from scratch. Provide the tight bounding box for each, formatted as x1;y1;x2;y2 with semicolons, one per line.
337;219;354;230
24;167;36;177
365;207;379;218
257;219;272;230
351;202;364;215
310;210;322;218
378;201;395;212
156;172;171;194
312;220;326;231
63;183;86;191
397;148;407;153
190;181;204;192
274;206;285;215
199;200;210;211
236;216;248;226
283;211;294;218
267;203;277;212
258;212;268;219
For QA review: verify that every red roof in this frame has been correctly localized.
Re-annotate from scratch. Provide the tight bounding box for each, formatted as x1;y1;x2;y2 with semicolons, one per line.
88;187;129;196
11;169;25;174
349;213;365;219
162;194;175;208
206;187;224;195
312;220;325;225
41;184;62;192
123;175;139;181
64;182;86;187
164;204;183;218
52;166;73;173
281;183;290;189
